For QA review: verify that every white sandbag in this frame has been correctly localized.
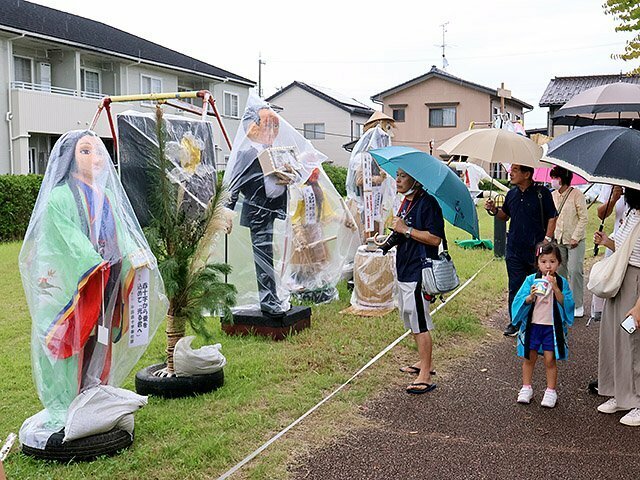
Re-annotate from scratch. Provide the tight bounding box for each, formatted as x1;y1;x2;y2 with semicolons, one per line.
19;410;58;450
174;336;226;376
63;385;147;443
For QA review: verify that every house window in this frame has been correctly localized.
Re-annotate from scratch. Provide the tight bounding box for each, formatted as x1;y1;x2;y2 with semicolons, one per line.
429;107;456;127
354;122;364;138
303;123;325;140
224;92;239;117
178;85;195;105
14;56;33;83
392;108;405;122
141;75;162;105
81;69;101;94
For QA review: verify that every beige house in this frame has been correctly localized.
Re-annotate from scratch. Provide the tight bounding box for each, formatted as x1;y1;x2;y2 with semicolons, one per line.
371;66;533;168
266;81;373;167
0;0;254;175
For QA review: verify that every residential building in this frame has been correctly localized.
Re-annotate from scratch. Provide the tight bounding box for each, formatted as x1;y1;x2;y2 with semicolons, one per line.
0;0;254;175
371;65;533;172
539;73;640;137
265;81;374;167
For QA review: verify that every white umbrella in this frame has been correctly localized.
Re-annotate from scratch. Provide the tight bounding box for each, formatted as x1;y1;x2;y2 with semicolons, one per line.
439;128;546;169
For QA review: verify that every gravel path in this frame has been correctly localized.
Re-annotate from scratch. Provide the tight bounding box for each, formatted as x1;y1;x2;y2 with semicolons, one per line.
291;290;640;479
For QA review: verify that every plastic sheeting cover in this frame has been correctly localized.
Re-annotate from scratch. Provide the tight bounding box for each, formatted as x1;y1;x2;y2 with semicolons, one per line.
18;130;168;437
117;110;218;227
221;94;359;312
345;126;396;243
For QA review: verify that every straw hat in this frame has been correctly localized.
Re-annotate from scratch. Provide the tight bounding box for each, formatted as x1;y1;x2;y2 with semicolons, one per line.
364;111;395;128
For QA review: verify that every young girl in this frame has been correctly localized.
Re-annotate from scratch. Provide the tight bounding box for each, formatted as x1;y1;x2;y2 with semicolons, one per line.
511;242;575;408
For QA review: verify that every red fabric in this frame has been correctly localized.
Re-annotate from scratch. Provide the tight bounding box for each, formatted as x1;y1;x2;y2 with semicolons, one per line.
46;265;111;359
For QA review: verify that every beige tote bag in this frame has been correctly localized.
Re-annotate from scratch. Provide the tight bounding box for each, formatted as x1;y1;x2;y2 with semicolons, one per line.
588;220;640;298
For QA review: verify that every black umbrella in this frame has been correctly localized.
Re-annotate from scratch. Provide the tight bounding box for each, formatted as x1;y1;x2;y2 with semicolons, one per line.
543;126;640;190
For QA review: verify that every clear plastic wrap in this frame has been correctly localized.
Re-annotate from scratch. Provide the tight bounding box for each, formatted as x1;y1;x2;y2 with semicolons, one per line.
117;110;218;227
284;158;360;303
351;245;397;309
345;126;397;242
18;131;168;441
222;94;358;311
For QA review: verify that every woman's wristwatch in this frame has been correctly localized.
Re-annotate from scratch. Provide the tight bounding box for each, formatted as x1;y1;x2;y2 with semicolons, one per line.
544;235;553;242
405;227;413;239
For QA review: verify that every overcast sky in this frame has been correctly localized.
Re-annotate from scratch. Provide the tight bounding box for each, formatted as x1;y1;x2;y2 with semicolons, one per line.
30;0;636;128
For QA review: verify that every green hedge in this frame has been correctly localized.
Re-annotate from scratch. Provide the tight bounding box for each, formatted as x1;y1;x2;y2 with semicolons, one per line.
0;175;43;241
479;178;510;191
322;163;347;197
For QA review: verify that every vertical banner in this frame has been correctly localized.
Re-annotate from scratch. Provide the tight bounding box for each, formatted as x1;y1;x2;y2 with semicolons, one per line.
129;267;150;347
362;154;374;233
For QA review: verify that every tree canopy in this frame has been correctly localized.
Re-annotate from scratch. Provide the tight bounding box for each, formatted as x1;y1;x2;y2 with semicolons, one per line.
604;0;640;71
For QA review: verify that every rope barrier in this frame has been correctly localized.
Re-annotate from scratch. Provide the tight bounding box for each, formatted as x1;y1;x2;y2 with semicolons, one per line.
217;258;495;480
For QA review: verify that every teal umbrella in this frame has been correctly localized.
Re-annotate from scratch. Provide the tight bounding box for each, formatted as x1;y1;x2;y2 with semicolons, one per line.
370;146;480;239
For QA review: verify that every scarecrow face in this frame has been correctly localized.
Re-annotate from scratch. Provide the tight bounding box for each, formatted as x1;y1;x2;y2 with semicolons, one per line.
247;108;280;145
74;135;105;183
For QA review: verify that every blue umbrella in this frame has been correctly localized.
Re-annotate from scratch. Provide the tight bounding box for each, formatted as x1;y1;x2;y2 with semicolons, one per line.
370;146;479;239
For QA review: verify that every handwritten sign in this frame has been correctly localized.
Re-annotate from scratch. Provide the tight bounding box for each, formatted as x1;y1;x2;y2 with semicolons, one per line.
128;267;150;347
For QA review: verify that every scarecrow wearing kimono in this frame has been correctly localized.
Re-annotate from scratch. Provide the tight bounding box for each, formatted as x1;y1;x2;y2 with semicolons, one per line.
19;131;166;430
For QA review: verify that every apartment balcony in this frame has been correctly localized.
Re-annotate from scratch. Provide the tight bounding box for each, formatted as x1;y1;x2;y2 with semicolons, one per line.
10;83;129;138
11;81;105;100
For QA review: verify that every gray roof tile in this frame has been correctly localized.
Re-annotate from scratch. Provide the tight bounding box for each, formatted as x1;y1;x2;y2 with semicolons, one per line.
539;74;640;107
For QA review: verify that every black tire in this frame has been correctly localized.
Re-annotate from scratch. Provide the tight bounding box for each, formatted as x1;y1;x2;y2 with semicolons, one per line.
135;363;224;398
22;428;133;462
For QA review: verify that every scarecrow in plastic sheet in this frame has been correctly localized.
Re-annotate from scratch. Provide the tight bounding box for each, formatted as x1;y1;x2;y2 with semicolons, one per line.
117;111;218;227
285;157;359;304
223;94;318;317
345;111;397;244
18;131;167;445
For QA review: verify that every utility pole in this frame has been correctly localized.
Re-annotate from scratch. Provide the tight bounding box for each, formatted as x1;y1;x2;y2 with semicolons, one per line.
258;53;266;98
439;22;450;69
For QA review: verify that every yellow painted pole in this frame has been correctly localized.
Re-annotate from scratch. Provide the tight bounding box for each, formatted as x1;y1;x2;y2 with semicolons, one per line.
106;91;201;103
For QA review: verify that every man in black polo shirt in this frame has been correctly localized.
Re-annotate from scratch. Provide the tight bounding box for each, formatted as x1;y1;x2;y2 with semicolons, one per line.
485;164;557;336
390;169;446;394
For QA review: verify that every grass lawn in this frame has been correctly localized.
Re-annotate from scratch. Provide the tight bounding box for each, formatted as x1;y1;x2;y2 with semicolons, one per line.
0;199;611;479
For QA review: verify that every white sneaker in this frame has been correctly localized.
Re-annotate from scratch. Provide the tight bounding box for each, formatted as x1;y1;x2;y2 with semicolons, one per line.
620;408;640;426
574;306;584;318
541;389;558;408
597;397;625;414
517;386;533;404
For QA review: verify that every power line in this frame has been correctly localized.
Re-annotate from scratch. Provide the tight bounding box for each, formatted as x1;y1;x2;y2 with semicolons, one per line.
268;41;625;65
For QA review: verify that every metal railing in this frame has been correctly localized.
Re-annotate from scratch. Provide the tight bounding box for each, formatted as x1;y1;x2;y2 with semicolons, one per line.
10;81;104;100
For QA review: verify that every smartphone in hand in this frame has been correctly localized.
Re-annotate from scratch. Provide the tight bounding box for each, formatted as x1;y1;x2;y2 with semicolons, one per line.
621;315;637;335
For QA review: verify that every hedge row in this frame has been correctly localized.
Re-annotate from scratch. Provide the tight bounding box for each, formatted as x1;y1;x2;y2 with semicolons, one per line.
0;175;43;242
322;163;348;197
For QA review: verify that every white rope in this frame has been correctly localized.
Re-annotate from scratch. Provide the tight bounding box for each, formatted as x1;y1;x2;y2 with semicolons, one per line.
216;258;495;480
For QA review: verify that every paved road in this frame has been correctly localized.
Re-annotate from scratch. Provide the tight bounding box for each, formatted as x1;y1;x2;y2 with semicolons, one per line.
291;293;640;479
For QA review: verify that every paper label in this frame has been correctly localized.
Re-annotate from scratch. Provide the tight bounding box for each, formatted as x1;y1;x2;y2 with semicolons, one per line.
302;186;317;225
97;325;109;346
128;267;150;347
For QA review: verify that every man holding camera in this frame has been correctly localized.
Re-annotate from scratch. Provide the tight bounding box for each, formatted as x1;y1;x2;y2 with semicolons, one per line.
389;168;445;394
485;164;557;336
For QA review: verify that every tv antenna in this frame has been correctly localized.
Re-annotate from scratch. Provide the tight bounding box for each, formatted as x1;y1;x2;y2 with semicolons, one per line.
438;21;450;69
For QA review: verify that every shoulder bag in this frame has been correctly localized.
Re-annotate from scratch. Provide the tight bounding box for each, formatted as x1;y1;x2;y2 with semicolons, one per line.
421;238;460;296
588;219;640;298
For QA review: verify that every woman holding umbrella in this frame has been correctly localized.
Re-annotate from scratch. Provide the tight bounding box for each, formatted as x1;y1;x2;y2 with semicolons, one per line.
593;187;640;426
549;166;588;318
389;169;445;394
